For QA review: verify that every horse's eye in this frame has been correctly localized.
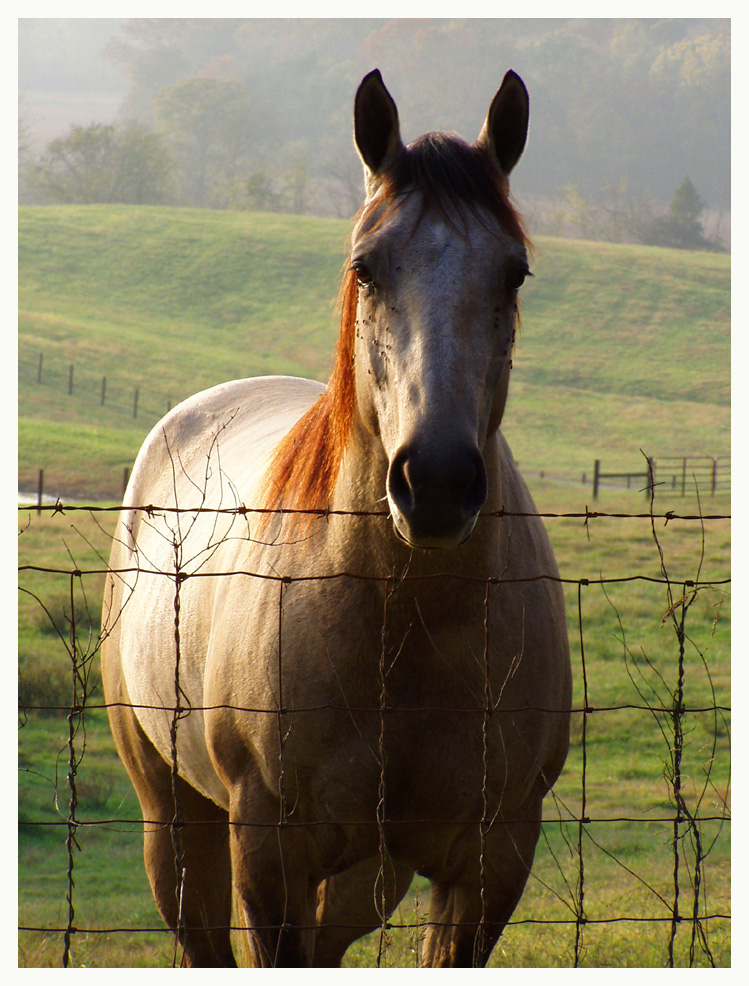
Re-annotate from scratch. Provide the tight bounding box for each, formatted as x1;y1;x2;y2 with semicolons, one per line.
507;266;532;293
351;260;374;287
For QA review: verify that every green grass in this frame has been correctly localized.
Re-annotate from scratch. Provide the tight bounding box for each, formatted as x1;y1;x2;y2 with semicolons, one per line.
19;206;348;390
19;206;729;495
518;237;729;405
18;205;730;967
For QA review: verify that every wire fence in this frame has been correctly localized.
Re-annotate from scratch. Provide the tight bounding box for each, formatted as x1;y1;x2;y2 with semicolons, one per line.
18;494;731;968
19;346;184;428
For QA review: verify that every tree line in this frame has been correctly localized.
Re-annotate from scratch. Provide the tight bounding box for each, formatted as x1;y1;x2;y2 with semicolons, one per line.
19;18;730;251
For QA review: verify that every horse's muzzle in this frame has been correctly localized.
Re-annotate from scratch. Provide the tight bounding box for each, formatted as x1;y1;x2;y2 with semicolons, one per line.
387;440;488;549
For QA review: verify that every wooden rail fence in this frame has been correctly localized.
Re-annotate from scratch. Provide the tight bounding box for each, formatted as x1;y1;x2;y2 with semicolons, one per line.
591;456;730;498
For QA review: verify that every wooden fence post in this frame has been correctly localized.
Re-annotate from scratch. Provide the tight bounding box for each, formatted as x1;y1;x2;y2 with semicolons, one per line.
68;364;74;396
36;469;43;516
37;352;43;384
101;376;107;406
593;459;600;499
133;387;139;419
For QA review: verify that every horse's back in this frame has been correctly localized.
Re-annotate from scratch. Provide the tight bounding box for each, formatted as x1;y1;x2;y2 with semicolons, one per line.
124;375;324;522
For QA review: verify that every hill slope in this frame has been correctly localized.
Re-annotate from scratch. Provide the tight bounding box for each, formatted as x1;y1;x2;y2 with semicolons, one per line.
18;205;729;497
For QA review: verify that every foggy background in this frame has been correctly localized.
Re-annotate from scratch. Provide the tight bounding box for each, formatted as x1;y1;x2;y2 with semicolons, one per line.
18;18;730;247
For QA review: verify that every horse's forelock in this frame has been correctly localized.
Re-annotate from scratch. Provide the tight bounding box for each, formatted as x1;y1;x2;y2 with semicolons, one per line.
384;132;530;248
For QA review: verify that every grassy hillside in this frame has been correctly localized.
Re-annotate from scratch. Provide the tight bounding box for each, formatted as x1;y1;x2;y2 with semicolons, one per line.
18;205;729;497
18;206;730;967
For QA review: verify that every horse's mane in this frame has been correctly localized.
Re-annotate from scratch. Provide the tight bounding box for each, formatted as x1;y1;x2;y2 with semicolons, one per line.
257;267;358;533
258;134;529;532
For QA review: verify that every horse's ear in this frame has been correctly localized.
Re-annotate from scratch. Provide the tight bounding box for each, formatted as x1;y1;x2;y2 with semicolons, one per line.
354;69;403;190
476;69;529;179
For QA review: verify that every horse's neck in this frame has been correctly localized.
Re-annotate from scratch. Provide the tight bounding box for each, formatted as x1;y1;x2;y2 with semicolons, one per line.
334;418;388;508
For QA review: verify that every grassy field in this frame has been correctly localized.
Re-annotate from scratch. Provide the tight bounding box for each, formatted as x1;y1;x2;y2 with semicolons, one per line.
19;206;729;494
18;206;730;967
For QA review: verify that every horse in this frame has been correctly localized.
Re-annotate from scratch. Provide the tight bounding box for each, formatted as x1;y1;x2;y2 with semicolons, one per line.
101;68;571;968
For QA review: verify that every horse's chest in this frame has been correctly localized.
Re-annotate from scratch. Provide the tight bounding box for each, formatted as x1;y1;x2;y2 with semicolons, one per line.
210;571;559;823
296;649;536;827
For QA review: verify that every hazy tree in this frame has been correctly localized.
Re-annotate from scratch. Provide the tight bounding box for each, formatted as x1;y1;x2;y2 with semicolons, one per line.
281;144;312;215
97;18;729;223
641;177;723;251
153;77;257;206
241;160;312;216
18;102;34;203
106;19;243;120
646;28;730;206
18;106;31;163
320;149;365;218
29;122;172;204
244;172;283;212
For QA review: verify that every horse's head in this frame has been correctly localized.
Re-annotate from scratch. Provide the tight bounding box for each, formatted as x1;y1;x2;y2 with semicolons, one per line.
350;70;531;550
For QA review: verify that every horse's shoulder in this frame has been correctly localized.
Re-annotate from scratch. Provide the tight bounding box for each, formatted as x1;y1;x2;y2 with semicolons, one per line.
495;430;529;504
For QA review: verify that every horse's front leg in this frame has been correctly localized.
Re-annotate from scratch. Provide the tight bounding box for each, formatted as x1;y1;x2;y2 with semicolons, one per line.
229;788;318;967
422;814;542;967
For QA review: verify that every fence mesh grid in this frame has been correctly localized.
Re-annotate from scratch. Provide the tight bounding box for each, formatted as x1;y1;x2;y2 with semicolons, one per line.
18;493;730;968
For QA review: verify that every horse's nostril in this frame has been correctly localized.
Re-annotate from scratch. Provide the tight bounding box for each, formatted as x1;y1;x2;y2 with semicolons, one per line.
388;447;413;514
463;449;488;518
387;441;487;543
